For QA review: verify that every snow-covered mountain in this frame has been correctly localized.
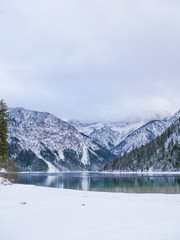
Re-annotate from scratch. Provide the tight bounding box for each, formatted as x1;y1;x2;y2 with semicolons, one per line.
8;108;114;172
8;107;179;172
69;111;180;157
112;110;180;156
112;120;169;155
69;120;147;151
103;116;180;172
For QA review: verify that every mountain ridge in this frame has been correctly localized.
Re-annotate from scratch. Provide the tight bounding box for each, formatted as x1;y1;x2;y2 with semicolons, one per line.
112;110;180;156
8;108;115;172
8;107;180;172
70;110;180;157
103;117;180;172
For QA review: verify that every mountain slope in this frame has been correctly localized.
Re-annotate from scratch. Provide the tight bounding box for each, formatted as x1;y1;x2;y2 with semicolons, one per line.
112;120;169;155
69;120;147;151
69;112;173;156
103;117;180;172
112;110;180;156
8;108;114;171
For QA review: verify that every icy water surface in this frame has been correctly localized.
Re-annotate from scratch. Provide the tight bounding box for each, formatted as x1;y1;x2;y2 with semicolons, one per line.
7;172;180;193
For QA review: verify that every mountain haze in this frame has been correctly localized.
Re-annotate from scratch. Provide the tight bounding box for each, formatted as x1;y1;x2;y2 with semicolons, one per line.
103;117;180;172
112;110;180;156
69;111;174;156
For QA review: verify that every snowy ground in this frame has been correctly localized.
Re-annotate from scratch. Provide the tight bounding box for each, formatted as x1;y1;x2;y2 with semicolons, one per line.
0;178;180;240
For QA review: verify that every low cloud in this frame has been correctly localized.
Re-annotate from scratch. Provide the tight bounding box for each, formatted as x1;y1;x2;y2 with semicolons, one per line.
1;0;180;121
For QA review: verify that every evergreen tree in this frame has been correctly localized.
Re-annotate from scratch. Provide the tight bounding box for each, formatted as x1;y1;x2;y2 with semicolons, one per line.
103;117;180;172
0;99;9;169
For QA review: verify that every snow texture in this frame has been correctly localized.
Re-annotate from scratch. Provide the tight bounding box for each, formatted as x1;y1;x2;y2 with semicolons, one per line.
112;110;180;156
9;108;114;172
70;110;180;156
69;120;147;151
0;179;180;240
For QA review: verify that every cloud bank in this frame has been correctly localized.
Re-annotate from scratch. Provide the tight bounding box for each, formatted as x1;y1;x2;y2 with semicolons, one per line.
0;0;180;121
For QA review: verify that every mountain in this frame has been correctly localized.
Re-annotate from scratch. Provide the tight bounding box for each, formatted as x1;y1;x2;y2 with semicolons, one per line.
69;111;173;156
8;108;115;172
103;117;180;172
112;110;180;156
69;120;147;151
112;120;169;155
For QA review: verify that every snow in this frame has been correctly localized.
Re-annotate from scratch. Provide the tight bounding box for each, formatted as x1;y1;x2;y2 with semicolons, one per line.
58;150;65;161
9;108;111;171
0;176;11;185
81;145;89;165
69;120;147;151
102;171;180;175
42;159;57;172
69;110;180;156
0;177;180;240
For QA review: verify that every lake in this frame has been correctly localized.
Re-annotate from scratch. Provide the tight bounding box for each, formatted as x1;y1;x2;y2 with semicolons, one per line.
7;172;180;194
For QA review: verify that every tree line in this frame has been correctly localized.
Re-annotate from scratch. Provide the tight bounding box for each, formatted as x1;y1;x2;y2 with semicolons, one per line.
0;99;17;172
103;118;180;172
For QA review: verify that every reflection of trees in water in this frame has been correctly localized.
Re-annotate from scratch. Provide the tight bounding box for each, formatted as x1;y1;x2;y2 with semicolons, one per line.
9;173;180;193
17;174;48;186
101;176;180;187
88;175;180;193
4;173;18;183
16;174;65;188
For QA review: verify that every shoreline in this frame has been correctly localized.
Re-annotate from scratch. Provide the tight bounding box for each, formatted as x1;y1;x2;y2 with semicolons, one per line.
6;170;180;175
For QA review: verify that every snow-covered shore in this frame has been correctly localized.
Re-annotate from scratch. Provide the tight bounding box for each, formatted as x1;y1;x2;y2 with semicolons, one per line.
0;178;180;240
11;170;180;174
101;170;180;175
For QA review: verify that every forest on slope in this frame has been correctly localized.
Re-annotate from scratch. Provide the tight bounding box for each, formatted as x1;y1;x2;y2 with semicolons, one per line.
103;118;180;172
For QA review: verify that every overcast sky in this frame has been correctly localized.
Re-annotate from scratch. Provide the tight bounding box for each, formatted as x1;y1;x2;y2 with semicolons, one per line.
0;0;180;122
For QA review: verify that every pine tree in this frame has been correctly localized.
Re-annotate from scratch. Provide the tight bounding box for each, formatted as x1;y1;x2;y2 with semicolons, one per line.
0;99;9;169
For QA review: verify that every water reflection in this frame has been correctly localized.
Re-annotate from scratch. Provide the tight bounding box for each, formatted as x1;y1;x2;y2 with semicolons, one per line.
9;172;180;194
81;172;90;191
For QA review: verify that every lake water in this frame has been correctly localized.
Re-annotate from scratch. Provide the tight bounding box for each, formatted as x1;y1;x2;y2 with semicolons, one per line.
9;172;180;194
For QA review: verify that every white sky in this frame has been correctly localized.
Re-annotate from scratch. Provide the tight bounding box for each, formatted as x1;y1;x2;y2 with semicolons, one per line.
0;0;180;122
